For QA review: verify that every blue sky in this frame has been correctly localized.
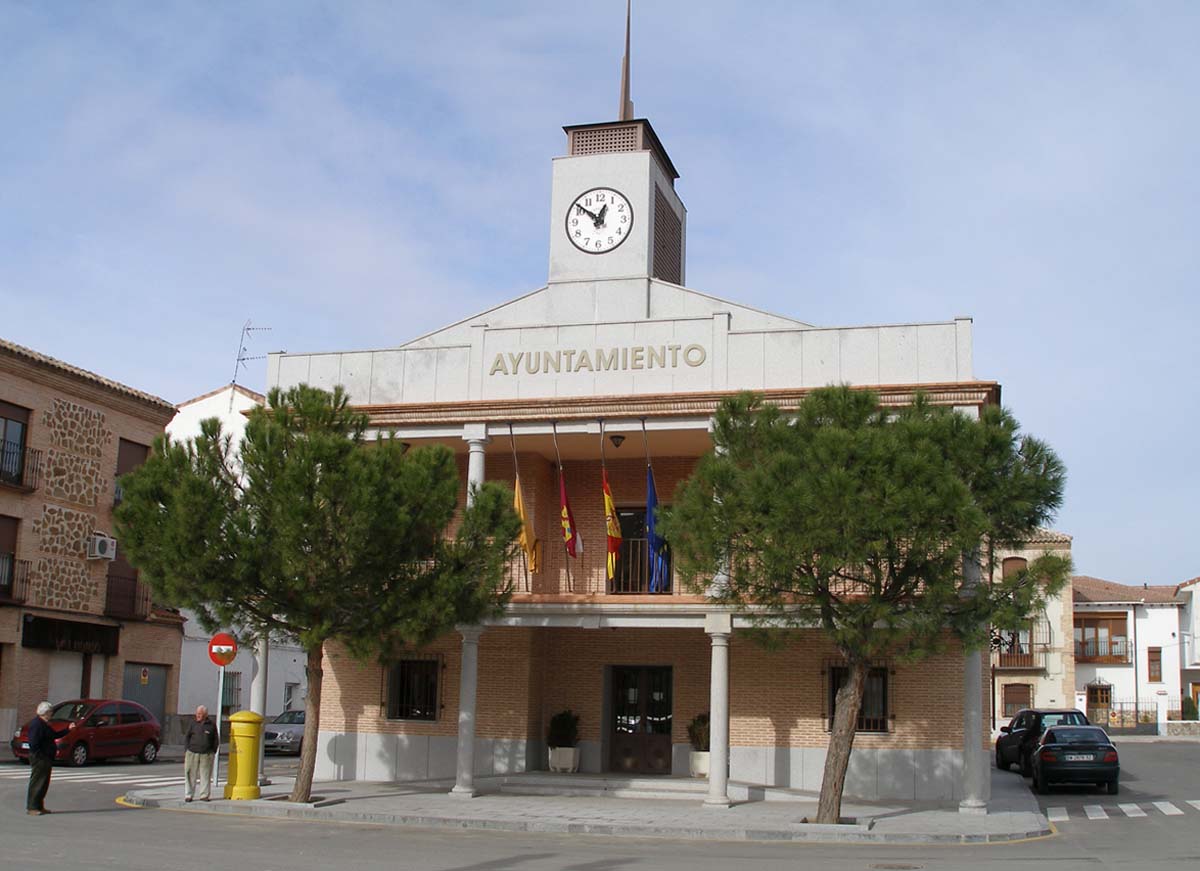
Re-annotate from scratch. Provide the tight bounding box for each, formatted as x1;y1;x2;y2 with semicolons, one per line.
2;2;1197;585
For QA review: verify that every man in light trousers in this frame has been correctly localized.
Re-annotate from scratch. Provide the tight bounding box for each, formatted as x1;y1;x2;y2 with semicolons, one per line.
183;705;218;802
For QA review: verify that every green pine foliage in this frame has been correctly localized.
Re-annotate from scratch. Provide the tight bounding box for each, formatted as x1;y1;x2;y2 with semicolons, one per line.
115;384;520;801
662;386;1071;821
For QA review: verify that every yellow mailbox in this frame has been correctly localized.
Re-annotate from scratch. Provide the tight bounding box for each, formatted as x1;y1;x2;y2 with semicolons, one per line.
223;710;265;800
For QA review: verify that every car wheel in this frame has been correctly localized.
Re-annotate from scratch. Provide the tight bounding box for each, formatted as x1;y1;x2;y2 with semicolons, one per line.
995;748;1009;771
1020;751;1032;778
1106;781;1119;796
138;741;158;764
70;742;89;767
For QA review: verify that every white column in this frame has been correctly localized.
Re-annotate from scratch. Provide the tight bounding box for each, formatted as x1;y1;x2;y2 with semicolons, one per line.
705;613;732;808
464;427;489;507
960;552;989;814
251;632;270;785
451;625;483;797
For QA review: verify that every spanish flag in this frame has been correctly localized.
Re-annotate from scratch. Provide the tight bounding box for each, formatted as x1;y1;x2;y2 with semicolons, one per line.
559;469;581;557
603;469;622;580
513;474;540;573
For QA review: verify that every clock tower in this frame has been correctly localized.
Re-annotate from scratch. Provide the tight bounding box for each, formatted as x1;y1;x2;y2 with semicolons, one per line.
546;4;686;294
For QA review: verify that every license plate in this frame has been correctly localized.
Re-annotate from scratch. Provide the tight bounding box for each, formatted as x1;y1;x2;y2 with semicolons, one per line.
20;742;29;750
1064;754;1091;762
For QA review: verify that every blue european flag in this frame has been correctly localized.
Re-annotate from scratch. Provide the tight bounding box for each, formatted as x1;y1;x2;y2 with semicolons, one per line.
646;466;668;592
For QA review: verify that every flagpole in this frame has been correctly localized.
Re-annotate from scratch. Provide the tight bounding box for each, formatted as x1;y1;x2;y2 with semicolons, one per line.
551;421;572;592
508;423;530;592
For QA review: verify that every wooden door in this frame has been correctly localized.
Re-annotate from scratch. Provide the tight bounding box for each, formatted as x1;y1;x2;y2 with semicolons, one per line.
609;666;672;774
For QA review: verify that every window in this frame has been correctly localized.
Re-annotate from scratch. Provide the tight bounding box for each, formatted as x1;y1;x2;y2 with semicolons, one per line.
283;682;301;711
0;401;30;487
386;658;440;721
118;703;145;724
0;515;16;590
115;439;149;504
1087;684;1112;708
828;666;889;733
90;703;120;727
1002;684;1032;717
1074;614;1130;662
1148;647;1162;683
1001;557;1028;579
221;671;242;717
610;507;672;594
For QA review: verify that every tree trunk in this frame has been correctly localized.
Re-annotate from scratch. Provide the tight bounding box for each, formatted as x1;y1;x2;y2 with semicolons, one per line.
815;659;867;824
289;641;323;803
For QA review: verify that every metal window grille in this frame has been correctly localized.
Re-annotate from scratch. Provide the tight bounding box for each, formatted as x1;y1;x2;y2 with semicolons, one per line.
386;657;441;721
283;682;300;711
222;671;242;710
826;664;891;733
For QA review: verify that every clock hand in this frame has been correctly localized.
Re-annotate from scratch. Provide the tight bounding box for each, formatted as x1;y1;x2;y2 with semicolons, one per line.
594;204;608;228
576;204;600;222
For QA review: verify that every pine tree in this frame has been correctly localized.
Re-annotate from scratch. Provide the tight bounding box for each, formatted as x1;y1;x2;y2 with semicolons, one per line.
115;385;520;802
663;387;1070;823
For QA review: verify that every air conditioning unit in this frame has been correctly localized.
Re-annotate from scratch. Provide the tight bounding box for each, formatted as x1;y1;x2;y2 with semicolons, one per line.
87;533;118;561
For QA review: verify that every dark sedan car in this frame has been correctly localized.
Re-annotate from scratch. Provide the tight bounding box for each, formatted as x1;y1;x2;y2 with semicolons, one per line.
10;699;161;766
1032;725;1119;794
995;708;1090;776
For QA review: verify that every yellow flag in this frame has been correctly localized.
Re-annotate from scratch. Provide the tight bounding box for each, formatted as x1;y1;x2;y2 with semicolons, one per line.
514;474;540;574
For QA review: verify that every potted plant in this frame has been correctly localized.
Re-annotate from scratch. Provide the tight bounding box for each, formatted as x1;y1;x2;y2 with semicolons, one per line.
687;712;710;777
547;709;580;773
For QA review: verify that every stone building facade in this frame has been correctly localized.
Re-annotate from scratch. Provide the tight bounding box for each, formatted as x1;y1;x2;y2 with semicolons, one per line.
0;339;182;742
266;109;1042;810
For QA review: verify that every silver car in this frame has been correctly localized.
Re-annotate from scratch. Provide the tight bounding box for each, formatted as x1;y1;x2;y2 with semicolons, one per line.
262;709;305;755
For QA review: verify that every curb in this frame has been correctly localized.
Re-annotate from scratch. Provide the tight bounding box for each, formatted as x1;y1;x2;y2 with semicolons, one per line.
120;791;1052;845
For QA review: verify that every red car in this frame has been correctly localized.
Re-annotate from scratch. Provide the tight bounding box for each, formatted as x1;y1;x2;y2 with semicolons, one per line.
10;699;161;766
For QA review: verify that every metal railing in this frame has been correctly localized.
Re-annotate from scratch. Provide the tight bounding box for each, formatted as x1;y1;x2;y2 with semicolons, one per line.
0;443;42;491
991;619;1053;669
607;537;673;595
1075;638;1131;663
0;554;30;603
104;573;151;619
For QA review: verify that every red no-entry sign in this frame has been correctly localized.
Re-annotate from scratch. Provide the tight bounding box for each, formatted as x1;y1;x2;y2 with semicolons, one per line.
208;632;238;667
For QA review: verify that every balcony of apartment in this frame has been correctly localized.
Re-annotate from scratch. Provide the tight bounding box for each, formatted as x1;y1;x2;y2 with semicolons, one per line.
104;572;151;620
0;553;30;604
0;443;42;492
991;619;1053;670
1074;638;1131;664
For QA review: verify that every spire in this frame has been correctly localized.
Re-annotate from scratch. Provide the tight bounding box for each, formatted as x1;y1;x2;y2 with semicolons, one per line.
618;0;634;120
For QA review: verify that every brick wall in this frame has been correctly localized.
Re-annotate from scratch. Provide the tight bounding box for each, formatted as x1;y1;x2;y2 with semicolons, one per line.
319;626;973;752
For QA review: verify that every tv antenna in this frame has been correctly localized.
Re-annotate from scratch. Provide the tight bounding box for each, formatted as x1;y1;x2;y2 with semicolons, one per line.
231;319;271;411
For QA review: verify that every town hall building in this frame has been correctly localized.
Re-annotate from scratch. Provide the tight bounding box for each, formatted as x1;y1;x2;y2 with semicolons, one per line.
265;77;1021;810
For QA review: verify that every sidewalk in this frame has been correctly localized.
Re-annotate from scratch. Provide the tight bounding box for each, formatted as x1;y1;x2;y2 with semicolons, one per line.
123;769;1050;845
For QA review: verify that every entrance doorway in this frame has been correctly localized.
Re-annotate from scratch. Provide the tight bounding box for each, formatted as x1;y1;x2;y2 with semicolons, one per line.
609;666;672;774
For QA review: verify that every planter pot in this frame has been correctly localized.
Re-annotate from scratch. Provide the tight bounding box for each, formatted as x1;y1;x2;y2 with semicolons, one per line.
548;746;580;773
689;750;710;778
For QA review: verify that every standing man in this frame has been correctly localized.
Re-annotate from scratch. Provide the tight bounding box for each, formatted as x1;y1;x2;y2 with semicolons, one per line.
183;705;218;802
26;701;76;816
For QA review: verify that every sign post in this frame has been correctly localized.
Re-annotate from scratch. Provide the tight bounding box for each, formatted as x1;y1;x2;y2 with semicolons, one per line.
207;633;238;794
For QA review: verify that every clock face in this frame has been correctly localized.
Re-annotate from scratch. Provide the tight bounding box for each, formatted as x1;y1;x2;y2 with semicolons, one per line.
566;187;633;254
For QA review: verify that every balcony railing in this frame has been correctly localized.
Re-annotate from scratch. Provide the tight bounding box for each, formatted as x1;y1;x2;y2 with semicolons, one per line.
104;573;151;620
1075;639;1131;664
991;620;1053;669
0;443;42;491
608;537;673;595
0;554;30;603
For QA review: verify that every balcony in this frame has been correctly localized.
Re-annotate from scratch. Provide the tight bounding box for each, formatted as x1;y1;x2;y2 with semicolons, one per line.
1075;639;1131;664
991;620;1052;670
0;553;30;603
0;443;42;491
608;537;673;595
104;573;151;620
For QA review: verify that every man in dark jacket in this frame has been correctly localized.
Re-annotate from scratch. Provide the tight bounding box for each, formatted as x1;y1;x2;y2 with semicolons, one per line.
183;705;219;802
26;701;77;815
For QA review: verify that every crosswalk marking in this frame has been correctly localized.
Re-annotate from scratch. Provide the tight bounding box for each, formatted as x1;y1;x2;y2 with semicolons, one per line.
1042;799;1200;823
1118;803;1146;818
1153;801;1184;816
1189;801;1200;812
1084;805;1108;820
1047;807;1069;822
